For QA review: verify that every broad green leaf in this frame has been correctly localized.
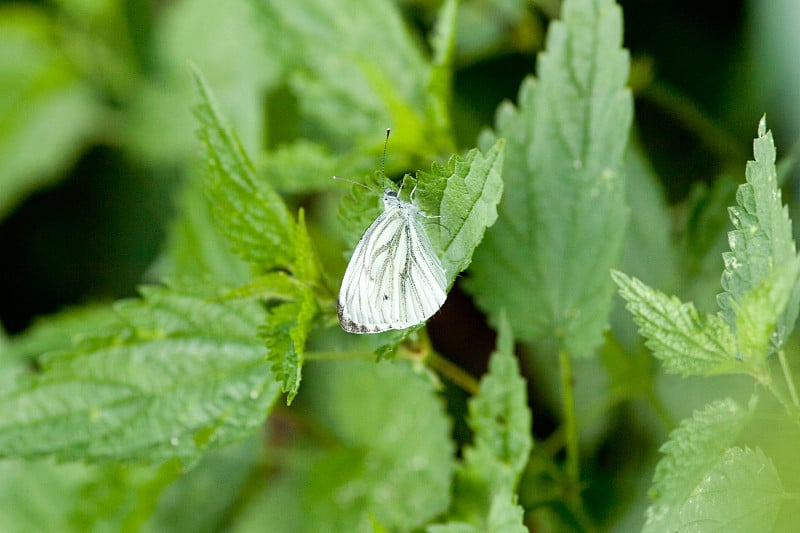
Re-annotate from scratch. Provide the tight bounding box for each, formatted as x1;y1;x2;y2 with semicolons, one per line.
644;398;753;532
301;359;453;532
250;0;442;157
463;313;532;491
0;5;102;219
648;447;784;533
0;283;281;463
612;270;746;377
719;117;800;350
1;304;121;363
192;68;293;271
465;0;633;357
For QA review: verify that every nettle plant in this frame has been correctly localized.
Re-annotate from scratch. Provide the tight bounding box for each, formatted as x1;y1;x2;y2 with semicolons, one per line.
2;0;800;531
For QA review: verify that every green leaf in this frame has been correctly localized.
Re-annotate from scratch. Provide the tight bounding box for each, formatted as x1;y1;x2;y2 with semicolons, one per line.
2;304;122;363
302;359;454;532
0;5;102;219
485;490;528;533
261;211;321;404
612;270;746;377
0;459;92;533
192;68;293;271
733;259;800;366
158;165;251;284
425;0;458;142
417;139;505;284
428;489;526;533
436;314;531;531
463;313;532;491
251;0;441;156
719;117;800;350
142;436;261;533
465;0;633;357
647;446;784;533
644;398;754;531
0;283;281;463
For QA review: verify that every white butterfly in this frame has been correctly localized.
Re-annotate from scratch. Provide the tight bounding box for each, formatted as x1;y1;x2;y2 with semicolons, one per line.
337;179;448;334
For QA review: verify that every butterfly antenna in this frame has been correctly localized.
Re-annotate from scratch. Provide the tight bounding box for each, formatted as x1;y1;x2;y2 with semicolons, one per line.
381;128;391;187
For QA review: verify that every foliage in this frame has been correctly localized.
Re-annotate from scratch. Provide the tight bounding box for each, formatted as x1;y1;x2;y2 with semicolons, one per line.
2;0;800;531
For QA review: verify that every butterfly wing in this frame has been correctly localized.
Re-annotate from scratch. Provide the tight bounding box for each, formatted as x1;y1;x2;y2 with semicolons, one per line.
338;204;447;333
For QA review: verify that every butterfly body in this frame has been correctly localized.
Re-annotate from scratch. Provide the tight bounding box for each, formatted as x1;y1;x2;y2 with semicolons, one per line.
338;189;447;334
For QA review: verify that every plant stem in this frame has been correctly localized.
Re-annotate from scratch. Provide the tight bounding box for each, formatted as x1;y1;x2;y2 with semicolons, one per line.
559;349;580;490
426;352;480;395
778;349;800;408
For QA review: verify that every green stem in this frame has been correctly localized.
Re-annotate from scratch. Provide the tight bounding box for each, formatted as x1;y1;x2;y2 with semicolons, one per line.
778;350;800;408
426;352;480;395
559;349;580;489
640;81;745;162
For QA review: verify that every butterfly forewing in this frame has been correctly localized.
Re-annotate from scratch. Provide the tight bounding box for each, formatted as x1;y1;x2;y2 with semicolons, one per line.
338;191;447;334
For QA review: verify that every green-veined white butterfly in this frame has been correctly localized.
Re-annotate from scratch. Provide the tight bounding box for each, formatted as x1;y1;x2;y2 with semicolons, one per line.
337;130;447;334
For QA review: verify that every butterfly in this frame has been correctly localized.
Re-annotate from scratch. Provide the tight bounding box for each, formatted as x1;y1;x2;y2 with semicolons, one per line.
337;131;448;334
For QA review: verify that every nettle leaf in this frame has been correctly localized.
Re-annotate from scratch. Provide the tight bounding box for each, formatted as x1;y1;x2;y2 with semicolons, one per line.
192;68;293;271
733;259;800;366
463;313;532;491
719;117;800;350
644;398;754;532
159;166;251;284
417;139;505;284
612;270;746;377
662;447;785;533
251;0;438;156
0;6;102;219
428;490;526;533
194;71;322;402
0;283;281;463
465;0;633;357
302;359;453;532
261;211;320;404
434;315;531;532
